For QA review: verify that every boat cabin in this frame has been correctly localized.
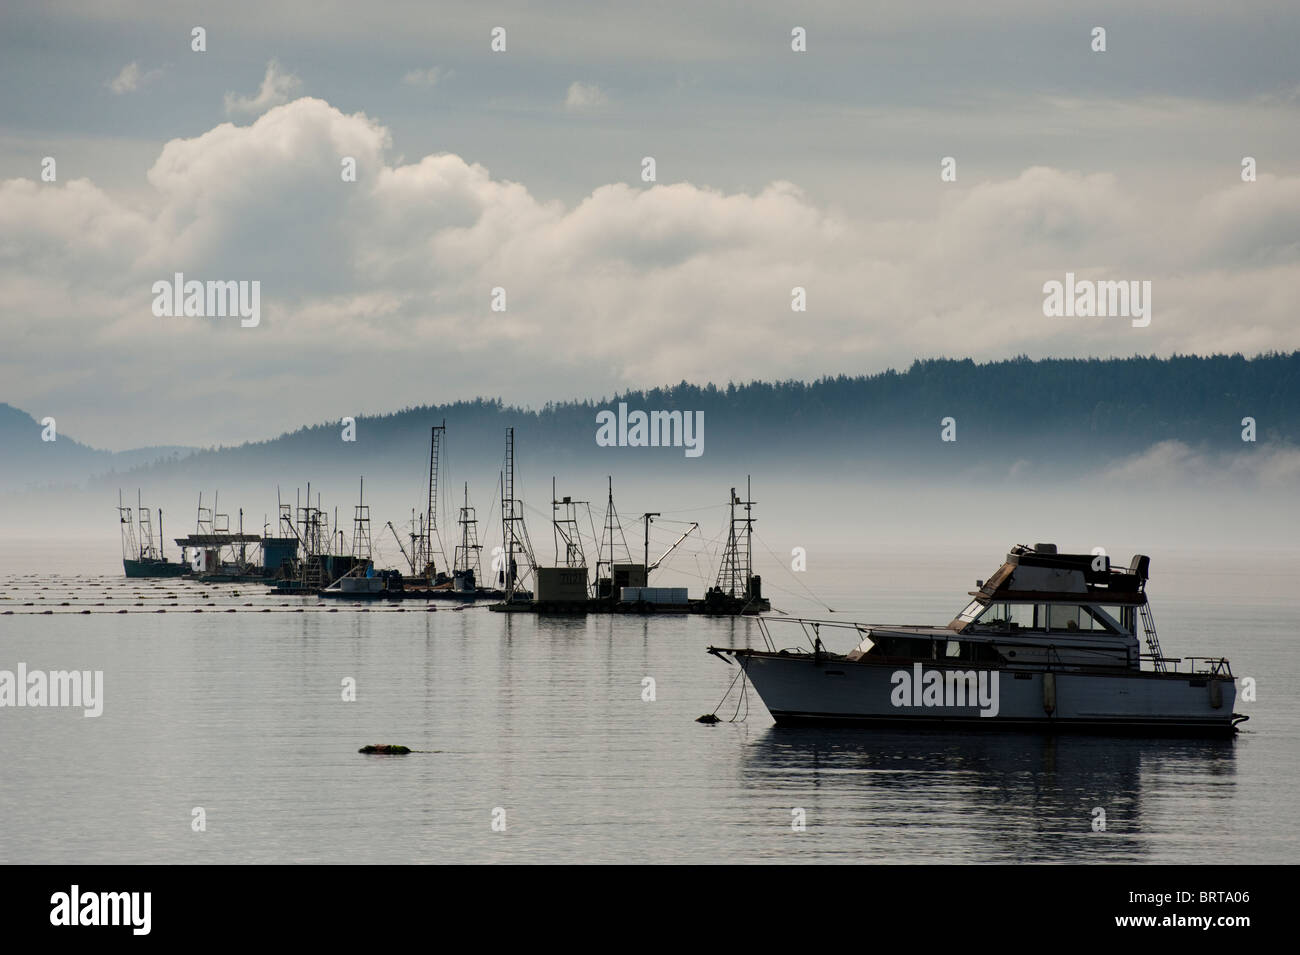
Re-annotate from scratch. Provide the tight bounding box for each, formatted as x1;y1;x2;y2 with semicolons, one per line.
849;544;1149;671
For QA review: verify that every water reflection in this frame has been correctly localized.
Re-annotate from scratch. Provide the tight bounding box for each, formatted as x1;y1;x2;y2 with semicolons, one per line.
739;727;1238;862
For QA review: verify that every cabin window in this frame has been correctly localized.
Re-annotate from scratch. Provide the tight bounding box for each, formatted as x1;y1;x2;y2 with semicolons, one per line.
939;640;1003;663
1048;604;1081;631
1079;605;1127;633
867;637;935;660
1010;604;1036;629
981;602;1036;629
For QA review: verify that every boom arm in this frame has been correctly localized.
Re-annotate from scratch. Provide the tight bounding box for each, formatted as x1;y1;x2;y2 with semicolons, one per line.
649;522;699;572
385;521;416;575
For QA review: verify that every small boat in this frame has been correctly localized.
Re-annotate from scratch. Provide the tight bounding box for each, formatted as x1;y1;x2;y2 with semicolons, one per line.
708;543;1246;737
119;491;187;578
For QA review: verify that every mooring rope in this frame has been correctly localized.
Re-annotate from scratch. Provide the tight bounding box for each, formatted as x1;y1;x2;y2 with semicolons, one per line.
700;659;749;723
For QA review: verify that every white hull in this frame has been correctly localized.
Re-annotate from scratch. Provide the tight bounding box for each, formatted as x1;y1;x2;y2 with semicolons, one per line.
731;652;1241;736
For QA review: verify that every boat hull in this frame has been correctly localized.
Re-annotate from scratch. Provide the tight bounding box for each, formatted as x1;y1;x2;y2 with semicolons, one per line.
123;558;188;579
729;651;1241;738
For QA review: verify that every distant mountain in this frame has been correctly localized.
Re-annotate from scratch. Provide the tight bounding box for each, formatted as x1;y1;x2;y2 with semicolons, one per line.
0;403;196;491
4;352;1296;493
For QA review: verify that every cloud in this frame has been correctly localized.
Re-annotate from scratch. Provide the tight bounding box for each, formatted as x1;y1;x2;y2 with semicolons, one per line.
564;81;608;110
402;67;446;87
1101;440;1300;489
107;61;162;94
223;60;303;117
2;95;1299;447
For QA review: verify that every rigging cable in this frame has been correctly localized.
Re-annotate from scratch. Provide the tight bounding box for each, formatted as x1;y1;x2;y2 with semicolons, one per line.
752;529;836;613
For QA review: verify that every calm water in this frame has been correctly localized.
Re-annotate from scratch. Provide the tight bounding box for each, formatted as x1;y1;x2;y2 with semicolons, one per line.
0;543;1295;863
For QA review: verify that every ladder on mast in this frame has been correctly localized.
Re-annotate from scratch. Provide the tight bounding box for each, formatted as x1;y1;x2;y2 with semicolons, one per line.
425;422;446;574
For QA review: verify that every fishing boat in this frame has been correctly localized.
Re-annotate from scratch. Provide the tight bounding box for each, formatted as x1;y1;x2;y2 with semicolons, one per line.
118;490;187;578
172;492;270;582
707;543;1246;736
699;478;769;615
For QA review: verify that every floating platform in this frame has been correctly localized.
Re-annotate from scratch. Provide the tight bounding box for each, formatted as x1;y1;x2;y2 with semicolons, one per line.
488;596;768;616
318;586;502;602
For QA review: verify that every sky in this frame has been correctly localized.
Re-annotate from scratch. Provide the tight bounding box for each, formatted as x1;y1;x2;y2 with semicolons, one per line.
2;0;1298;449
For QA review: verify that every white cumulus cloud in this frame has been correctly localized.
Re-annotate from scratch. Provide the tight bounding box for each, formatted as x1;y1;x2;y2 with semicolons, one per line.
107;61;162;94
2;95;1299;447
402;67;446;87
224;60;303;117
565;81;608;110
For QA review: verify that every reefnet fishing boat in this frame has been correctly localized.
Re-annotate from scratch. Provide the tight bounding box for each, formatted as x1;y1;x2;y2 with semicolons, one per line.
118;490;186;578
707;544;1246;736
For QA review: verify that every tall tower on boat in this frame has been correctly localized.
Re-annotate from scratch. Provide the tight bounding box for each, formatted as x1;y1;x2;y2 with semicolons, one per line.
351;477;372;562
552;477;589;569
453;482;483;589
417;422;448;578
594;477;640;601
499;427;536;599
709;476;768;612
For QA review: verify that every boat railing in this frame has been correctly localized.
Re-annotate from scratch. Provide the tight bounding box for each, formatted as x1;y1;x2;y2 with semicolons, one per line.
1185;656;1234;677
755;615;872;653
1141;654;1233;677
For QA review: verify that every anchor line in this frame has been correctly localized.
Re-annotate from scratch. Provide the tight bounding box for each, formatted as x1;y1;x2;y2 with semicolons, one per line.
704;658;751;723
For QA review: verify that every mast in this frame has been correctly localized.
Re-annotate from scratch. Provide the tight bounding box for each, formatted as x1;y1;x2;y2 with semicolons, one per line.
552;477;588;569
136;489;154;560
424;421;447;576
642;512;660;577
118;489;138;563
715;476;757;599
503;429;516;595
745;475;754;589
410;509;419;573
607;477;614;600
499;427;535;598
596;477;630;602
351;476;372;562
455;481;481;577
499;469;508;589
462;482;471;572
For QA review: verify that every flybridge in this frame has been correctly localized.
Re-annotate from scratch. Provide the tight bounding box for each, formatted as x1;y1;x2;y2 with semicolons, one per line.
973;543;1150;603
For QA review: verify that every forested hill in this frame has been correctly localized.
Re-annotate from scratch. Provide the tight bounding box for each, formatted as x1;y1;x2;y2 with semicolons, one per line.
101;351;1300;483
3;352;1296;490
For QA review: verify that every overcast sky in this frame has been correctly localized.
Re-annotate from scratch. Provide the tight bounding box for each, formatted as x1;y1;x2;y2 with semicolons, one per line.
2;0;1298;449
